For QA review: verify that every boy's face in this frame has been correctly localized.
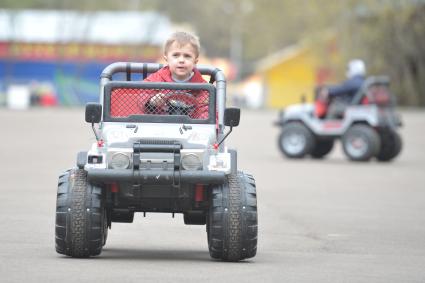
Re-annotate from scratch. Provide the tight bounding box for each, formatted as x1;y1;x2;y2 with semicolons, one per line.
164;41;198;81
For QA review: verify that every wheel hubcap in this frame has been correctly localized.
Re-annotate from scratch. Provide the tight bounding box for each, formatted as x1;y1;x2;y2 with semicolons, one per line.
346;136;368;157
282;132;306;155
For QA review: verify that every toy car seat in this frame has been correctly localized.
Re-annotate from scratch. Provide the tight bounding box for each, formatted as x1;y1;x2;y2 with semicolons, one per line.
313;86;329;119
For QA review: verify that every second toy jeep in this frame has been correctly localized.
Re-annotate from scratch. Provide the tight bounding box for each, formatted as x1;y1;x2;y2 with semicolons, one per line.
275;76;402;162
55;62;258;262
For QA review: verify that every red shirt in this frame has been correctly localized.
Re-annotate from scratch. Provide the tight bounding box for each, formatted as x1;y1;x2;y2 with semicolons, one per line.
144;66;207;83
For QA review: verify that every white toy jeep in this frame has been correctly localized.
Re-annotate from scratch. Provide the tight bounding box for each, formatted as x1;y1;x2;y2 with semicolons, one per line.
55;62;258;261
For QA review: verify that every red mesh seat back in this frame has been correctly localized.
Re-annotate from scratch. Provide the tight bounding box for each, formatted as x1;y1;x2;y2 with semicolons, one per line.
109;87;210;119
111;88;144;117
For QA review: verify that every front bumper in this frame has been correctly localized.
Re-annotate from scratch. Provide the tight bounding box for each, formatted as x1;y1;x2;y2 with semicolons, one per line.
86;168;226;185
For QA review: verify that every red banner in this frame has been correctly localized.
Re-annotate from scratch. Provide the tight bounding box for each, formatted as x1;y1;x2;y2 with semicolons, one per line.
0;42;160;62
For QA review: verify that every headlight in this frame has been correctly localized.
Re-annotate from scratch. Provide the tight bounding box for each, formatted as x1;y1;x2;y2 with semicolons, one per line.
110;152;130;169
181;153;202;170
208;153;231;172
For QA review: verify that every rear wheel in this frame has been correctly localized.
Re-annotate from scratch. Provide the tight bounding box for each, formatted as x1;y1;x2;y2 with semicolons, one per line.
278;122;315;158
342;124;381;161
208;172;257;261
376;130;402;161
55;169;106;257
311;140;334;159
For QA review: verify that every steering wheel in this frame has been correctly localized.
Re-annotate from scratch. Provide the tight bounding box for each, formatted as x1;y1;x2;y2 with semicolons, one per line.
143;91;197;116
165;92;197;115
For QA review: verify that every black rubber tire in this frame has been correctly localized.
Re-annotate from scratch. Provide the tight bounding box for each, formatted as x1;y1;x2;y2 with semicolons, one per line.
184;211;206;225
278;122;315;158
342;124;381;161
102;215;109;247
311;140;334;159
376;130;402;162
208;172;258;261
55;169;106;257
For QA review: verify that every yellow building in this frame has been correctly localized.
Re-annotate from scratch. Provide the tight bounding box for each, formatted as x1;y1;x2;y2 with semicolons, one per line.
256;36;339;109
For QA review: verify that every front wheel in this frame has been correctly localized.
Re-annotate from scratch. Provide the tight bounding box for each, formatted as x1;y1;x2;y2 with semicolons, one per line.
208;172;258;261
342;125;381;161
55;169;106;257
278;122;315;158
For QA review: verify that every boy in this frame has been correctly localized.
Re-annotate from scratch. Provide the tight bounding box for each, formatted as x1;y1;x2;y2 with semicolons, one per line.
143;31;209;118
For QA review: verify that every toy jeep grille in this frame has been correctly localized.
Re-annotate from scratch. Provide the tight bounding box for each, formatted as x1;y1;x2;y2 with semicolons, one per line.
138;139;179;145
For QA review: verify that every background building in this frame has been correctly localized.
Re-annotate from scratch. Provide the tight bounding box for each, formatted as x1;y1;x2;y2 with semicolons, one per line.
256;35;340;109
0;9;171;106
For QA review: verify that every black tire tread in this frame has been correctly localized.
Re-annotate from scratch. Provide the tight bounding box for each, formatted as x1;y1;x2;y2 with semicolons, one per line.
376;130;402;161
55;169;105;257
208;171;258;261
311;140;334;159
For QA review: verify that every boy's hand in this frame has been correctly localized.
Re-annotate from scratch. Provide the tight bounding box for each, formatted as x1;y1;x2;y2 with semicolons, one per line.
149;93;166;106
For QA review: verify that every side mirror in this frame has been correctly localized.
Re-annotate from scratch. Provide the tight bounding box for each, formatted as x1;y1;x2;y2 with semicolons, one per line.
224;107;240;127
85;103;102;123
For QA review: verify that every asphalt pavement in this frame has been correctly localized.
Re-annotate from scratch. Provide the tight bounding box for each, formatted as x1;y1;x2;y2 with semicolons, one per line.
0;108;424;283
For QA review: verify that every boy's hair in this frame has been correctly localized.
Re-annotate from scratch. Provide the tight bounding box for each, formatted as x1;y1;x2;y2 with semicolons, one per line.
163;31;201;58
